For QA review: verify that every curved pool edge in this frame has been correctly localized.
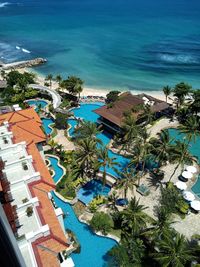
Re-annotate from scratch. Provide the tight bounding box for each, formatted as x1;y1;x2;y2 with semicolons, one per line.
52;190;120;244
45;154;66;184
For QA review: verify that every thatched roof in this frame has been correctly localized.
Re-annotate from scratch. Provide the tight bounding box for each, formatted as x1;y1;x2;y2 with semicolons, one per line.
94;92;170;127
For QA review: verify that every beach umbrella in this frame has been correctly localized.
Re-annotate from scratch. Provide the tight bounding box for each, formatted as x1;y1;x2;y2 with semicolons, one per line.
183;191;195;201
186;166;197;174
190;200;200;211
182;171;193;179
175;181;187;190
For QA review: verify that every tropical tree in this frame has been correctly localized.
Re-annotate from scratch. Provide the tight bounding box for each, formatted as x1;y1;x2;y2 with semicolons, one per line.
97;147;118;186
55;74;62;86
190;89;200;115
45;74;53;88
137;104;155;125
121;197;148;237
107;190;119;211
173;82;191;108
116;167;138;199
145;206;174;240
75;138;97;177
120;114;139;152
163;85;172;103
109;238;146;267
63;76;84;98
48;139;58;152
105;90;120;104
149;129;173;166
90;212;114;235
178;115;200;144
169;141;194;181
55;112;68;129
129;130;152;185
152;232;196;267
1;70;6;80
73;120;102;144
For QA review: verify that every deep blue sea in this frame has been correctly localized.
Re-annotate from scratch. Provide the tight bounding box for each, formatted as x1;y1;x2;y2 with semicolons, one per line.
0;0;200;91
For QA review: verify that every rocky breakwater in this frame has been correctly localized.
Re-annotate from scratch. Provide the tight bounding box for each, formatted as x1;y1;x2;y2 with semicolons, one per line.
1;58;47;70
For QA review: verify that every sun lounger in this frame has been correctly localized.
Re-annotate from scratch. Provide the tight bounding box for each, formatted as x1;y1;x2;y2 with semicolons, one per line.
136;184;150;196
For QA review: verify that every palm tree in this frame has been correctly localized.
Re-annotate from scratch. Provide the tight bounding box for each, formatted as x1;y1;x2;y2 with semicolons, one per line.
1;70;6;80
129;132;152;185
121;197;148;236
107;190;119;211
55;75;62;86
73;120;102;144
178;115;200;144
97;147;118;186
48;139;58;153
137;104;155;125
169;140;194;181
116;167;138;199
145;206;174;240
120;115;139;152
173;82;191;108
163;85;172;103
75;138;97;177
45;74;53;88
152;232;196;267
63;76;84;99
150;129;173;166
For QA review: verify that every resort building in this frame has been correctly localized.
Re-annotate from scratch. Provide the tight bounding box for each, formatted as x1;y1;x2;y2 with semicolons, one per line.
0;108;73;267
94;92;171;133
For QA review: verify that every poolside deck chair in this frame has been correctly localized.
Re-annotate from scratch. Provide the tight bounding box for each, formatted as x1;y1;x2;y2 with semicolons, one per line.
136;184;150;196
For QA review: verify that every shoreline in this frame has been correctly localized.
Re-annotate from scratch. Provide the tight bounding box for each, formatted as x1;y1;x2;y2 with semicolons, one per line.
2;67;169;103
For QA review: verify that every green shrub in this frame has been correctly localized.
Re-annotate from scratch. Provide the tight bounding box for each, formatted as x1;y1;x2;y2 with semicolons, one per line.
90;212;114;235
26;206;33;217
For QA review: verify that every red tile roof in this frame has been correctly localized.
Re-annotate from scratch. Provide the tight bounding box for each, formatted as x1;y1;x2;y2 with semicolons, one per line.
0;108;68;267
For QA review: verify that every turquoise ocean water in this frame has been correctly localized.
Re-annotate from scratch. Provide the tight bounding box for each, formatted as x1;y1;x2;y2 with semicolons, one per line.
0;0;200;90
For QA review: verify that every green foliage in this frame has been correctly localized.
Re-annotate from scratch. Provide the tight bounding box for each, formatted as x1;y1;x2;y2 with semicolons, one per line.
26;206;33;217
6;70;35;87
88;196;106;213
55;112;68;129
61;76;84;97
90;212;114;235
173;82;192;107
105;90;120;104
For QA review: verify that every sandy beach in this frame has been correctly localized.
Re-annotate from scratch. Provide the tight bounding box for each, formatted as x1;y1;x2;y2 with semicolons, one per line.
2;67;170;103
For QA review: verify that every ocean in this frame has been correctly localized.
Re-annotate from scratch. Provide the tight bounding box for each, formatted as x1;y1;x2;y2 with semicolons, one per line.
0;0;200;91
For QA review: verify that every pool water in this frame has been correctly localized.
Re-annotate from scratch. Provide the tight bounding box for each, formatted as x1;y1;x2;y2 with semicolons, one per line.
169;128;200;195
69;102;130;178
52;191;116;267
77;179;111;205
168;128;200;163
48;156;64;183
42;118;54;135
27;99;48;112
72;102;104;122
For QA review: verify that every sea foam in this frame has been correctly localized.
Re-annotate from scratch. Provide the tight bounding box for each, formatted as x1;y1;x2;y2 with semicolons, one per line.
22;48;31;54
0;2;10;8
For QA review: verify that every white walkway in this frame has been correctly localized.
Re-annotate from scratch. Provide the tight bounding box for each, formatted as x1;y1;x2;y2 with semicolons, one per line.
29;84;62;109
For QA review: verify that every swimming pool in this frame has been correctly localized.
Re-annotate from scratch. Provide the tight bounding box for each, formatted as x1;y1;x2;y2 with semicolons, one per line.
71;102;104;122
69;103;130;178
77;179;111;205
42;118;54;135
169;128;200;195
52;191;116;267
48;156;64;183
169;128;200;163
27;99;48;112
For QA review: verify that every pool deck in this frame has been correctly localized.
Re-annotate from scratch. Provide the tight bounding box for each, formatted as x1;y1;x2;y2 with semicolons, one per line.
147;117;179;138
53;129;75;151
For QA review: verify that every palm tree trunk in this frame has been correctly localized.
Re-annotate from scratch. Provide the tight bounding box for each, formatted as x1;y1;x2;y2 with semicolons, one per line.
169;163;180;182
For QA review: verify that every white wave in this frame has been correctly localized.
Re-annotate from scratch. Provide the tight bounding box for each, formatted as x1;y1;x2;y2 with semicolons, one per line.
0;2;10;8
160;54;198;64
22;48;31;54
16;46;21;50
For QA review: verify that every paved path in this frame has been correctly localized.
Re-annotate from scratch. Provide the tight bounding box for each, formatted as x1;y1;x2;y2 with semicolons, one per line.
29;84;62;109
53;129;75;151
147;118;179;138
